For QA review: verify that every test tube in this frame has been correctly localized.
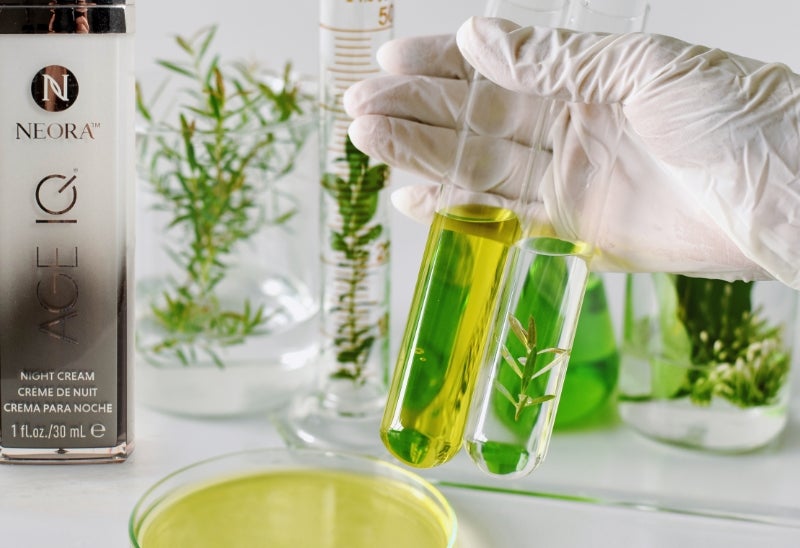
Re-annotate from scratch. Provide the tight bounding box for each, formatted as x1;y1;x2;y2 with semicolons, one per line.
464;0;650;478
380;0;570;469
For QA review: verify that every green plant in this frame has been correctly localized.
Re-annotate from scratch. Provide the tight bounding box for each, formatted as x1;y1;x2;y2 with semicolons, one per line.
494;315;564;420
630;275;790;408
136;26;314;367
670;276;789;407
321;136;390;382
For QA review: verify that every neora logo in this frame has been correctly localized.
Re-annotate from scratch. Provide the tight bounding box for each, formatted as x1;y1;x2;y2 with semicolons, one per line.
31;65;79;112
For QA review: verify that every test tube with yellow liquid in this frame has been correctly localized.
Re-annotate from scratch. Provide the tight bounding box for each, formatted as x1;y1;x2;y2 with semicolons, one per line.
382;192;523;467
464;0;650;478
380;0;569;468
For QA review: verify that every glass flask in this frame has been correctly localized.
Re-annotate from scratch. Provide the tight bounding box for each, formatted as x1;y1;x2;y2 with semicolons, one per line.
135;52;319;417
618;274;797;452
554;273;619;429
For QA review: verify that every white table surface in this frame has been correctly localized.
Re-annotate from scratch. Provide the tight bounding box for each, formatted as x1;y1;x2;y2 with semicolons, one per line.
1;400;800;548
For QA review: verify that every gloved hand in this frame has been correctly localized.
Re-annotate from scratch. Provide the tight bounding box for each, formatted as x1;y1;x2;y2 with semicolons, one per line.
344;16;800;289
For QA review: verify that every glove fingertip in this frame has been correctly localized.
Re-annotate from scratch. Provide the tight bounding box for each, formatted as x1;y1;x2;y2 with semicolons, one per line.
376;39;398;72
347;116;386;158
391;186;437;225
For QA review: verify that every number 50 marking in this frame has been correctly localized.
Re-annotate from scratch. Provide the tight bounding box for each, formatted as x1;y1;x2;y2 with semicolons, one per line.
379;3;393;26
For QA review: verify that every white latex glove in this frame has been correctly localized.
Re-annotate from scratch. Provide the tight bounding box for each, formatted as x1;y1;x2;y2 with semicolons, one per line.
344;16;800;289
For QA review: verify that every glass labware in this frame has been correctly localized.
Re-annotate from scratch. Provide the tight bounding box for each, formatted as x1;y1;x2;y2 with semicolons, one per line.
135;59;319;417
277;0;394;451
380;0;569;469
129;448;457;548
463;0;650;478
618;274;797;452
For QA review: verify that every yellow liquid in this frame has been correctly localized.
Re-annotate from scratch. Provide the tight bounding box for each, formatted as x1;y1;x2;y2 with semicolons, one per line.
135;469;453;548
382;204;521;468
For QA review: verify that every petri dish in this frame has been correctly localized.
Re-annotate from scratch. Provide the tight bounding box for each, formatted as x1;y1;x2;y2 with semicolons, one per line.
129;447;457;548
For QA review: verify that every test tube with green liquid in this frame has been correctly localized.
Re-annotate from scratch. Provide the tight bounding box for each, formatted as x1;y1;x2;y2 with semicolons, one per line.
380;0;569;469
464;0;650;478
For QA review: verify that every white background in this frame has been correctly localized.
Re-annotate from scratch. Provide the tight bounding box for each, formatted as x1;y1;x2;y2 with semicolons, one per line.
137;0;800;75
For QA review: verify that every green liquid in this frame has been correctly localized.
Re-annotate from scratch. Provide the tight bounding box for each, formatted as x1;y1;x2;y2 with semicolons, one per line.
382;204;521;468
135;470;452;548
554;273;618;428
469;440;532;476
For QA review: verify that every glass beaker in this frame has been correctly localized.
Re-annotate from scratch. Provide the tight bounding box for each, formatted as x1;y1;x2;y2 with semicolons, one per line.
618;274;797;452
135;59;320;417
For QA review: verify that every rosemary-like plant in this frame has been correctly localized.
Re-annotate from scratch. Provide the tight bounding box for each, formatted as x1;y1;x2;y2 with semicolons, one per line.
495;315;564;420
136;26;314;367
321;136;390;382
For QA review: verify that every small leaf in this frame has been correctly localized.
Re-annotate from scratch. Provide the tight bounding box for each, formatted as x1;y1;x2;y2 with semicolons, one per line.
527;315;538;350
519;394;556;410
356;224;383;246
330;231;348;252
501;345;523;378
135;82;152;122
155;60;194;78
514;394;555;421
529;350;567;380
508;315;529;351
196;25;218;60
175;35;193;55
493;380;518;407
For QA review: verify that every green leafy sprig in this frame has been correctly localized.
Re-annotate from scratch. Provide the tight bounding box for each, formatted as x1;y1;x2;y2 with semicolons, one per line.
321;136;390;382
137;26;313;367
495;315;565;420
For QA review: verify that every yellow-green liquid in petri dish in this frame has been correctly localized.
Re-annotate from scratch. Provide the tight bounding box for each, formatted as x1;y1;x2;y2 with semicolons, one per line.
382;204;521;468
135;469;453;548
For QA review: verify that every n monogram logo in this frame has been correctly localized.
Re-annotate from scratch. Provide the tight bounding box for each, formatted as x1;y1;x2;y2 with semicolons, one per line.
31;65;79;112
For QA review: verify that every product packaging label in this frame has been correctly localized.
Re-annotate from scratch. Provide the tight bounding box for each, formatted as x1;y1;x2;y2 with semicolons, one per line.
0;35;130;450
